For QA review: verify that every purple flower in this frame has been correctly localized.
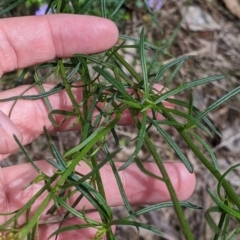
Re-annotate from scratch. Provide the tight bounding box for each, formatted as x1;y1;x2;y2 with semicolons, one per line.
35;4;49;16
148;0;163;11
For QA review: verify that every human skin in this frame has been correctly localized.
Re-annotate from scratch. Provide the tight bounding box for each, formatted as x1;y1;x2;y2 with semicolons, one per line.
0;14;196;239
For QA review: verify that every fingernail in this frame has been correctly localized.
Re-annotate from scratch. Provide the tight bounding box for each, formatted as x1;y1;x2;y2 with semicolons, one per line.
0;110;22;154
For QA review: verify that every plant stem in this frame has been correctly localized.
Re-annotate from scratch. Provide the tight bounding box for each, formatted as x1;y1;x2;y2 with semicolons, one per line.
180;131;240;209
58;59;83;125
144;134;194;240
162;108;240;209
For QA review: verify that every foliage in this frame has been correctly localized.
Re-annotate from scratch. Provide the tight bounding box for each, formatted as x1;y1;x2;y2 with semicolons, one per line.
0;1;240;240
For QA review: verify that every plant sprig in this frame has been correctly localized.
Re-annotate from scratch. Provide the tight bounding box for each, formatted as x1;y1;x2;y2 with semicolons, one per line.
1;1;240;240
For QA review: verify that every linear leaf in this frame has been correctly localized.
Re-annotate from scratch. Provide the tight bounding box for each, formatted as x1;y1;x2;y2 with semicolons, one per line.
93;66;138;103
110;0;126;17
140;28;149;99
166;98;221;137
189;131;219;171
147;50;161;75
0;84;64;102
195;85;240;122
13;135;42;174
118;112;147;171
79;0;96;14
164;60;185;88
205;206;222;234
154;75;225;104
64;126;104;158
0;0;25;15
111;220;163;236
143;0;163;33
151;55;195;86
145;105;212;137
101;0;106;17
119;34;170;52
149;118;193;173
134;156;163;181
208;190;240;220
126;201;202;218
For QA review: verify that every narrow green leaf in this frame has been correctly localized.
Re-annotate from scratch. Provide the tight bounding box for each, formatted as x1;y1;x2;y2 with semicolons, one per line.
101;0;106;17
47;224;93;240
35;68;58;127
134;156;163;180
195;85;240;122
217;163;240;201
154;75;225;104
111;220;163;236
208;190;240;220
116;98;141;109
151;55;195;86
103;145;135;223
113;51;142;83
57;112;121;195
62;149;121;189
0;84;64;102
50;109;78;117
154;120;185;128
143;0;163;34
147;49;161;75
149;118;193;173
19;194;53;240
118;112;147;171
145;104;212;137
228;226;240;240
14;67;29;87
93;66;138;103
188;93;194;117
72;181;112;221
57;197;101;225
64;126;104;158
189;131;219;171
119;34;170;52
111;127;119;146
0;0;25;15
81;89;98;141
213;205;228;240
110;0;126;17
79;0;96;14
125;201;202;218
44;127;67;168
164;60;184;88
140;28;149;99
166;98;221;137
13;135;42;174
205;206;222;234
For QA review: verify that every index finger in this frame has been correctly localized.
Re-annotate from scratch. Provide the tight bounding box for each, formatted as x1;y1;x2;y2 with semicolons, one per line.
0;14;118;75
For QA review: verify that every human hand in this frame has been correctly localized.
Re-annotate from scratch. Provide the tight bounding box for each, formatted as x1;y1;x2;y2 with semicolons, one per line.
0;15;196;239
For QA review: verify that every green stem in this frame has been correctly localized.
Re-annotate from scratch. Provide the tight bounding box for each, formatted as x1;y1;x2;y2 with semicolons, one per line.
144;134;194;240
180;131;240;209
57;112;121;188
162;108;240;209
91;154;109;221
58;59;83;125
113;52;142;83
0;174;58;230
20;193;53;240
